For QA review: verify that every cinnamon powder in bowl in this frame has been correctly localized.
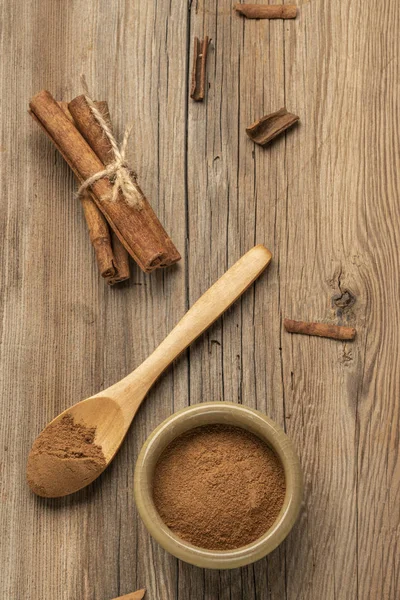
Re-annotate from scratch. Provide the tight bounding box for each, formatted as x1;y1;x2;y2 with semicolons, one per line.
134;402;303;569
153;424;285;550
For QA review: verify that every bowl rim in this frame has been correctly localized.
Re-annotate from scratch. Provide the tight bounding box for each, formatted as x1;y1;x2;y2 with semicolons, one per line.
134;401;303;569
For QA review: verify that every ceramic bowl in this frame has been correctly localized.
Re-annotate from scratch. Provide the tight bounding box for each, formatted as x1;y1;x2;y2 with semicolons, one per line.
134;402;303;569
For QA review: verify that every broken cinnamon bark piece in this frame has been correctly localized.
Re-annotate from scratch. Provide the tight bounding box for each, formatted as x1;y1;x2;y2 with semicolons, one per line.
190;37;210;102
246;107;299;146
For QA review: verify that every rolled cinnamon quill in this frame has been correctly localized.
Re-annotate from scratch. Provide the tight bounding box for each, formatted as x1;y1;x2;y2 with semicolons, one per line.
108;230;130;284
234;4;297;19
30;90;180;273
284;319;356;341
72;100;130;284
68;95;180;268
190;37;210;102
58;101;129;284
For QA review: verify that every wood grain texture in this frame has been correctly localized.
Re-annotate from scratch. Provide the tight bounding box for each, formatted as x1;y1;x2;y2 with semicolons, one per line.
0;0;399;599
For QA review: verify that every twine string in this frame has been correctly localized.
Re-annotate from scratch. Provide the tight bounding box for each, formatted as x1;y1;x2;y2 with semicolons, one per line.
77;95;141;208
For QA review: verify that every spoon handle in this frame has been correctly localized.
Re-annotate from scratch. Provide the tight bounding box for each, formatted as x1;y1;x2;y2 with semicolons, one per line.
132;245;272;386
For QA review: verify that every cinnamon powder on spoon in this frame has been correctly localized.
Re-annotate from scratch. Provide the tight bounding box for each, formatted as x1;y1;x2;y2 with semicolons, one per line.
152;424;286;550
27;414;106;497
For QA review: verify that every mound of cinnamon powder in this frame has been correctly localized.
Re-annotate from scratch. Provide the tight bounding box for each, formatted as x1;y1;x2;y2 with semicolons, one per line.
27;414;106;497
152;424;286;550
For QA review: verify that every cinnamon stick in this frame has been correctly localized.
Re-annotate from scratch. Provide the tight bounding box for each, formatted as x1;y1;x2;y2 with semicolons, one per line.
246;107;299;146
109;230;130;284
79;192;116;279
234;4;297;19
72;100;130;284
30;90;180;273
58;102;128;283
111;590;146;600
284;319;356;341
68;95;180;268
190;37;210;102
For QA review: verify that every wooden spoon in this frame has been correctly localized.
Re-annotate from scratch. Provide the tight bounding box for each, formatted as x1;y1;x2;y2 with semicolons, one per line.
111;590;145;600
27;245;272;497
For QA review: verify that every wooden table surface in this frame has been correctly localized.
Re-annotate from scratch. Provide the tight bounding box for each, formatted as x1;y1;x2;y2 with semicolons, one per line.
1;0;399;598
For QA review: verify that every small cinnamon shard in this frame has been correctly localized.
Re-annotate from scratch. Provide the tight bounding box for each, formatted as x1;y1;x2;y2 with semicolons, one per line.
111;590;146;600
234;3;297;19
284;319;356;341
190;37;210;102
246;107;299;146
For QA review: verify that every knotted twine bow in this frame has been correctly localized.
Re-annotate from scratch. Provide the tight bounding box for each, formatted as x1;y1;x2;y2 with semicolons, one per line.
77;96;142;208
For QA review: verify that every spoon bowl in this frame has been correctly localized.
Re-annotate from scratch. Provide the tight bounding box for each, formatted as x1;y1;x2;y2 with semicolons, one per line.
27;245;272;497
27;397;126;497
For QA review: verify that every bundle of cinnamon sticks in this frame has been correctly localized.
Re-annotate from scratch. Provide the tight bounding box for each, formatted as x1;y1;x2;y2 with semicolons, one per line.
29;91;180;284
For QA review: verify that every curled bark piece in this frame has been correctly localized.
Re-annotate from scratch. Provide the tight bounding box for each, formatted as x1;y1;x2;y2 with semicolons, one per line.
284;319;356;341
190;37;210;102
246;107;299;146
234;3;297;19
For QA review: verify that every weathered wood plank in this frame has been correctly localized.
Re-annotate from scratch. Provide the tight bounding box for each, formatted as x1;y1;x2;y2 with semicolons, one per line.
0;0;187;599
280;0;399;598
183;0;288;597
